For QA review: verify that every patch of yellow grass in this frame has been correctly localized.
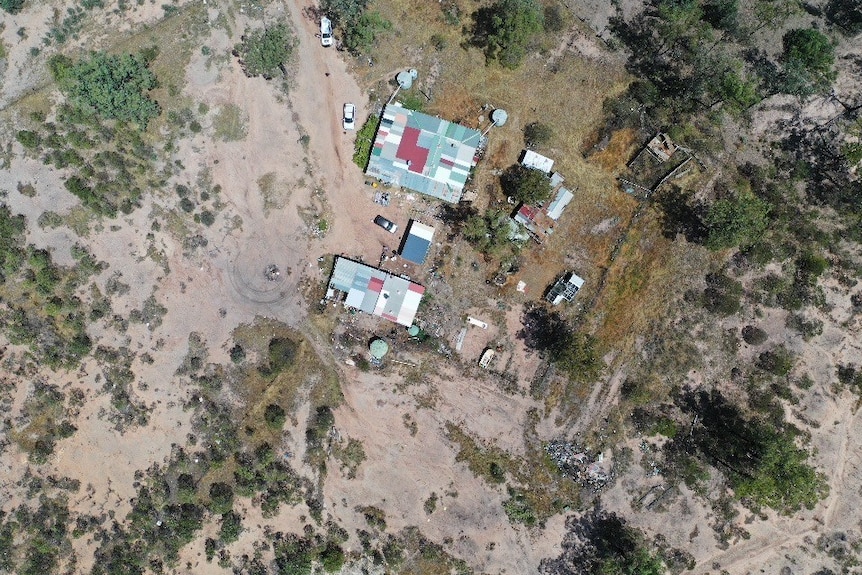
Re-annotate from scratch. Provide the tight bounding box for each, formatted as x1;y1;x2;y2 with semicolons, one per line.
590;127;639;173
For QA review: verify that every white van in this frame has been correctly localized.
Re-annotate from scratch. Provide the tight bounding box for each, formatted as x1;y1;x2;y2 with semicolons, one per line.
320;17;333;47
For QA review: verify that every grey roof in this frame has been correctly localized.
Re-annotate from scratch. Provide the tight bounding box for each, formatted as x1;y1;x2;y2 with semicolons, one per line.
328;257;425;326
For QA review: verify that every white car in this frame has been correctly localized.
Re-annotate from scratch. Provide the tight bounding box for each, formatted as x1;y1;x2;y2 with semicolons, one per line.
320;17;333;47
342;103;356;130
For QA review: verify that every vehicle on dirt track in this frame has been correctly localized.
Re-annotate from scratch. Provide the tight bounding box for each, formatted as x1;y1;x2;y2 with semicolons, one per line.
343;103;356;130
373;215;398;233
320;17;333;47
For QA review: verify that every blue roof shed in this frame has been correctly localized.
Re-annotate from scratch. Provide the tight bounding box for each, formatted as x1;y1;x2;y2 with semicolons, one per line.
399;220;435;265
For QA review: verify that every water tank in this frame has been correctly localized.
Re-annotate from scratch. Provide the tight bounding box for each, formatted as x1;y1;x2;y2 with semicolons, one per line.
407;325;420;337
369;338;389;359
491;108;508;126
396;71;413;89
408;68;418;79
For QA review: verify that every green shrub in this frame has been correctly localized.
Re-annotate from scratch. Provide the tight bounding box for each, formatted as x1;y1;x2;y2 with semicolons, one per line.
1;0;24;14
234;24;294;79
16;130;41;149
342;11;391;53
757;346;795;377
469;0;543;68
353;115;380;169
320;543;345;573
523;121;553;149
219;511;242;543
741;325;768;345
264;403;286;429
49;51;160;127
208;482;234;514
503;487;537;526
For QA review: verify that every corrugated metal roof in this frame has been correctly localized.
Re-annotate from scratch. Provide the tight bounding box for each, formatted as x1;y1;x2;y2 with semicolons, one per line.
546;187;574;221
520;150;554;173
365;103;481;203
328;257;424;326
401;235;432;264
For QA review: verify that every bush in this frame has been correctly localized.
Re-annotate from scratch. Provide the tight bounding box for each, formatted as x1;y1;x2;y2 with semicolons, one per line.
757;346;795;377
234;24;294;79
780;28;836;96
429;33;447;51
469;0;543;68
741;325;768;345
503;487;537;526
0;0;24;14
342;11;391;53
219;511;242;543
352;115;380;169
321;0;368;26
702;272;742;316
208;482;234;514
49;51;160;127
259;337;299;377
199;210;215;226
543;4;565;32
229;344;246;363
523;121;552;149
704;192;770;250
320;543;345;573
264;403;286;429
16;130;41;150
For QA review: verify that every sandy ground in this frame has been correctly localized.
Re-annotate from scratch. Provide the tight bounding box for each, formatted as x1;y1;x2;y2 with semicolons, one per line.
2;0;862;574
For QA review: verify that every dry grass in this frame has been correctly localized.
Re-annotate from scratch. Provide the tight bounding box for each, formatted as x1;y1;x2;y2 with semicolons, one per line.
214;103;249;142
103;4;211;139
590;128;640;173
590;209;710;353
445;420;580;522
231;317;341;435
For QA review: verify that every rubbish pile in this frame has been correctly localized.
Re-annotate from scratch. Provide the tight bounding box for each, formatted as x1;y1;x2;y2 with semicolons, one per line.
373;191;391;206
546;440;612;489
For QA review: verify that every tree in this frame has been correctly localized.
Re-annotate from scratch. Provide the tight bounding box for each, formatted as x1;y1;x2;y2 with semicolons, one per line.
540;511;667;575
321;0;368;26
208;482;234;515
219;511;242;543
264;403;286;429
741;325;768;345
234;24;294;79
702;0;739;32
703;191;769;250
342;11;391;53
0;0;24;14
825;0;862;35
469;0;543;68
49;51;160;127
780;28;836;97
523;121;553;148
501;164;552;205
676;390;827;514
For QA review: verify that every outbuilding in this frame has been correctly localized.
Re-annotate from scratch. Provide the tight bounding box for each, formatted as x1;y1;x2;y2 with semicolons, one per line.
399;220;435;265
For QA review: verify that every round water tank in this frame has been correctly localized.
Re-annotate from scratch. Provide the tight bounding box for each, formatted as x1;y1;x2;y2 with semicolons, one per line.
491;109;508;126
396;71;413;89
407;325;420;337
369;338;389;359
408;68;418;79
